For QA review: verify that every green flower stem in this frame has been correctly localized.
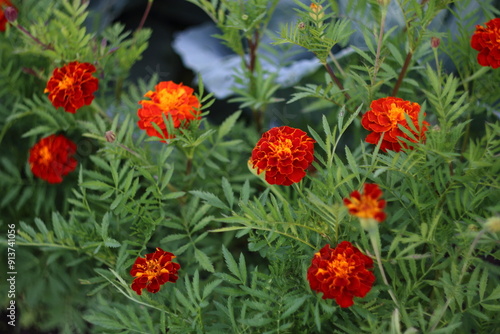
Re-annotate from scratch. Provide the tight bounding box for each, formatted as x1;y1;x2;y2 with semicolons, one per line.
367;224;400;308
429;229;487;331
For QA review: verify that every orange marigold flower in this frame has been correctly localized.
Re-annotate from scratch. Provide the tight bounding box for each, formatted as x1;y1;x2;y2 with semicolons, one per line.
0;0;14;31
44;61;99;113
250;126;315;186
343;183;386;222
28;134;77;184
361;97;429;152
130;247;180;295
307;241;375;308
471;18;500;69
137;81;201;140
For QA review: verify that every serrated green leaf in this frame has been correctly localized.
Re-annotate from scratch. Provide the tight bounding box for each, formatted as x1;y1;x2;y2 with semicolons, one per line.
222;245;241;282
190;190;229;210
194;248;215;272
221;177;234;209
202;279;222;299
218;110;242;140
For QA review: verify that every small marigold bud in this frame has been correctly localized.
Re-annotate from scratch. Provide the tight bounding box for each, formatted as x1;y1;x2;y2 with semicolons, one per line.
485;217;500;233
377;0;391;6
298;22;306;30
309;3;324;21
105;130;116;143
4;6;17;23
241;14;248;21
431;37;440;48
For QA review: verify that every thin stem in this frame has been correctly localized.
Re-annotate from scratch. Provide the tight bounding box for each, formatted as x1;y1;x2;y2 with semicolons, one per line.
136;0;154;32
186;157;192;176
372;7;387;84
253;109;263;134
324;62;351;101
117;143;142;159
14;23;53;50
328;51;346;77
429;230;486;331
368;228;400;308
247;30;260;73
392;51;413;96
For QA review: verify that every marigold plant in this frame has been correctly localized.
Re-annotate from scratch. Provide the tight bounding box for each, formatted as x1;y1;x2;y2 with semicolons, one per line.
471;18;500;69
44;61;99;113
361;97;429;152
130;248;180;295
307;241;375;308
137;81;201;140
2;0;499;333
249;126;315;186
28;134;77;184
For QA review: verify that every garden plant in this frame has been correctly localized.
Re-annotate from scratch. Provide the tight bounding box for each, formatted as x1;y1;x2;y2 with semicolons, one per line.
0;0;499;333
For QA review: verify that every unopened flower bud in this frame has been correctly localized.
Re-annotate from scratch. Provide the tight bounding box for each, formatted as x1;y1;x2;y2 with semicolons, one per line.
377;0;391;6
298;22;306;30
241;14;248;21
485;217;500;233
431;37;440;48
105;130;116;143
4;6;18;23
309;3;324;21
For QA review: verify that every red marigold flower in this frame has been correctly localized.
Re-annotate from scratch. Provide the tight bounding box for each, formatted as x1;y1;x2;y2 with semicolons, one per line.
28;134;78;184
130;247;180;295
307;241;375;308
0;0;15;31
137;81;201;140
361;97;429;152
249;126;315;186
471;18;500;69
343;183;387;222
44;61;99;113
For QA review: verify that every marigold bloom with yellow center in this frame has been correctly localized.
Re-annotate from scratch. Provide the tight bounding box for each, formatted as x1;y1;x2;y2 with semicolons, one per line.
344;183;386;223
44;61;99;113
0;0;14;32
28;134;77;184
137;81;201;140
471;18;500;69
307;241;375;308
361;97;429;152
130;247;180;295
249;126;315;186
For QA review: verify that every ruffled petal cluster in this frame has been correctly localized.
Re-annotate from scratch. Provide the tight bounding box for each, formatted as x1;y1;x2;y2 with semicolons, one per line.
471;18;500;69
130;247;180;295
28;134;77;184
137;81;201;140
250;126;315;186
0;0;14;32
361;97;429;152
44;61;99;113
307;241;375;308
344;183;386;222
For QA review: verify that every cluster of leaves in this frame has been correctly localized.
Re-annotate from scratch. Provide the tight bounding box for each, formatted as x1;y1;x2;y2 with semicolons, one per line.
0;0;499;333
